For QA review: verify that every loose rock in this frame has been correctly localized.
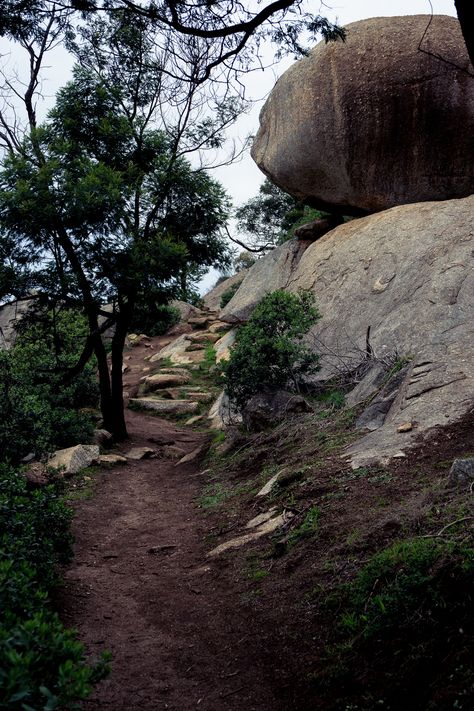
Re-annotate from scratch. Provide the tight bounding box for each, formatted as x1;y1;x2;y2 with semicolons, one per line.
448;458;474;487
125;447;156;460
47;444;100;475
98;454;128;467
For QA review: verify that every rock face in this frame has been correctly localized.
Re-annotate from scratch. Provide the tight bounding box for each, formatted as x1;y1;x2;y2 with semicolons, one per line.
223;195;474;465
202;271;247;311
251;15;474;215
0;299;33;349
220;240;311;323
242;391;313;432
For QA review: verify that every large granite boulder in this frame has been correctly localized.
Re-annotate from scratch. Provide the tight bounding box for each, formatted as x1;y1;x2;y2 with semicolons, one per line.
251;15;474;215
223;195;474;465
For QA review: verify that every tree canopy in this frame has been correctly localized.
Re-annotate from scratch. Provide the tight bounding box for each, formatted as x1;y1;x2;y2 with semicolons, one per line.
0;12;234;438
234;178;330;253
0;0;346;82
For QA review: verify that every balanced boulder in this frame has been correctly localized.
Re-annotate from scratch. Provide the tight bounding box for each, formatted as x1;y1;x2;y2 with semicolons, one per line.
251;15;474;215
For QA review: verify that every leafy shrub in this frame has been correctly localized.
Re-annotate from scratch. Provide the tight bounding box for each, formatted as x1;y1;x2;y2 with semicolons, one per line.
0;610;110;710
128;301;181;337
340;538;474;638
0;309;98;463
222;290;321;409
219;280;242;309
0;464;109;708
319;537;474;709
0;464;73;588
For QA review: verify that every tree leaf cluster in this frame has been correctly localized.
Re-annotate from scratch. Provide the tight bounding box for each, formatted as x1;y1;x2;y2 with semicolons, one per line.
0;308;98;463
0;463;109;708
235;178;327;253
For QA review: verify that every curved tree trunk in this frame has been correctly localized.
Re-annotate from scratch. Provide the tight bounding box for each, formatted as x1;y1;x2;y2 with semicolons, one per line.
109;298;132;442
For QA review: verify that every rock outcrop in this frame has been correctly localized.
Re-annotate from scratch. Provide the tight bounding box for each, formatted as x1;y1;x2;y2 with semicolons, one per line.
47;444;99;475
202;271;247;311
251;15;474;215
222;194;474;465
220;239;311;323
0;298;33;349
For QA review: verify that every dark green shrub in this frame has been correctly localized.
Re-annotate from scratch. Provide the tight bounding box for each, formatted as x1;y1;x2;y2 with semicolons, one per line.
130;301;180;336
0;465;73;588
0;560;47;620
0;309;98;463
0;610;110;710
340;538;474;639
219;280;242;309
222;290;321;408
0;464;109;707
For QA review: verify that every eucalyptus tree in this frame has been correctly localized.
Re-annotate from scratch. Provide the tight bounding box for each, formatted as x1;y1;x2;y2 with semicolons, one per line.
0;11;234;439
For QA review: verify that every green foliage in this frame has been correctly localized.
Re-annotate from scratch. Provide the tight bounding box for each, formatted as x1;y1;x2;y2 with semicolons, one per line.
0;309;98;463
236;179;330;251
219;281;241;309
0;611;110;710
233;251;255;272
0;22;233;436
340;538;474;639
235;179;301;251
130;302;180;337
222;290;321;409
280;206;327;244
0;464;73;587
0;464;109;708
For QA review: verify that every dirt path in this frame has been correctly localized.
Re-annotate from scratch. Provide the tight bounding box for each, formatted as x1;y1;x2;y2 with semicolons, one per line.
59;343;282;710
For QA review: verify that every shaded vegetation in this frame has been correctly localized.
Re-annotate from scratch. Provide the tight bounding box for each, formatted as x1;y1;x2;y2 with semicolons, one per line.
0;464;109;708
221;289;320;409
0;308;98;464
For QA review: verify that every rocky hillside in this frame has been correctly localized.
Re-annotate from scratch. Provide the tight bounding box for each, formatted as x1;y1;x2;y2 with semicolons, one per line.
219;195;474;468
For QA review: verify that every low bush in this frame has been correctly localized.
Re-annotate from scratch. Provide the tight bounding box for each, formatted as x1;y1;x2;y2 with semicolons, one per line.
221;290;321;409
318;536;474;709
0;464;109;708
129;301;180;336
0;610;110;710
0;464;73;588
0;309;98;463
219;281;242;309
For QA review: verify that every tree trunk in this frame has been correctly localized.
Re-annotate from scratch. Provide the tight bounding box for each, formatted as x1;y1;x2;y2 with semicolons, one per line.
109;314;129;441
93;334;114;435
455;0;474;67
109;295;134;441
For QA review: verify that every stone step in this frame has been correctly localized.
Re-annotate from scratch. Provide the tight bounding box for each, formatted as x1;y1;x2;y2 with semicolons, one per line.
129;398;199;415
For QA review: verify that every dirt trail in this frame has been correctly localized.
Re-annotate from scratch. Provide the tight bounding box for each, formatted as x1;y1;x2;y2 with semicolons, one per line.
59;340;282;711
